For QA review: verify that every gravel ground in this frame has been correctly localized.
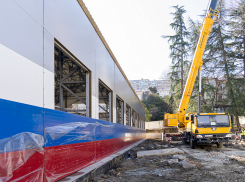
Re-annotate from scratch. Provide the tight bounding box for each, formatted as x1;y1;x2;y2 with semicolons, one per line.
91;139;245;182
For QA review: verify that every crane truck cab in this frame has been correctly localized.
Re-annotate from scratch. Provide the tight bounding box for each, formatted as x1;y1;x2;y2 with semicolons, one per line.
185;113;233;149
164;113;234;149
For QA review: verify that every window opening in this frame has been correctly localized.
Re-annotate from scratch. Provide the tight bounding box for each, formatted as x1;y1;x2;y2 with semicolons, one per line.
132;110;136;127
139;116;142;129
126;104;131;126
116;96;124;124
136;113;139;128
98;81;112;122
54;44;90;116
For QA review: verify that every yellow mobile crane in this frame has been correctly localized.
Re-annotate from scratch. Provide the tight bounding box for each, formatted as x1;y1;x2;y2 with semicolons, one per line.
164;0;234;149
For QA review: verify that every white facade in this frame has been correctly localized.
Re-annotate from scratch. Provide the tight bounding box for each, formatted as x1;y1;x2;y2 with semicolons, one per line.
0;0;146;123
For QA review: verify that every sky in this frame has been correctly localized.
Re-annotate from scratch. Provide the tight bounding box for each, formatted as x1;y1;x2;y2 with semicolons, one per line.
83;0;210;80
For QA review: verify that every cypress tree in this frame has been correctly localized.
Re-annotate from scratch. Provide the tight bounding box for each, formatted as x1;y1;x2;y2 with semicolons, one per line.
162;5;190;111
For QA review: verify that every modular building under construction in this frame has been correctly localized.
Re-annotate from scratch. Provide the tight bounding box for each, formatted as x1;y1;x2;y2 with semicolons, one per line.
0;0;146;181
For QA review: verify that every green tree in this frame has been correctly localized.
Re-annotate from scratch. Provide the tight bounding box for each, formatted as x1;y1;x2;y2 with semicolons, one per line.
142;93;172;121
148;86;158;93
162;5;190;95
226;0;245;130
203;0;243;130
142;103;152;122
162;95;175;113
229;0;245;77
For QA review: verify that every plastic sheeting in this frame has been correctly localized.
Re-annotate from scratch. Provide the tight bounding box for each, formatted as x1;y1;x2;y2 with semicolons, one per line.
0;115;145;182
44;121;114;182
45;122;100;146
0;132;44;182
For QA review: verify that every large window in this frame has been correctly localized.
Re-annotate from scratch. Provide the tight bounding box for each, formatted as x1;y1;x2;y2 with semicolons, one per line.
139;116;142;128
126;104;131;126
132;110;136;127
116;96;124;124
136;113;139;128
54;43;90;116
98;81;112;122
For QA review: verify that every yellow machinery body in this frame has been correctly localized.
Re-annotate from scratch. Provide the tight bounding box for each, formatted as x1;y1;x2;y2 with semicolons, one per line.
164;5;233;143
164;9;220;128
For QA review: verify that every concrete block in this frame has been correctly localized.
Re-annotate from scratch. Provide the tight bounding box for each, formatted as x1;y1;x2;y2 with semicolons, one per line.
137;148;184;158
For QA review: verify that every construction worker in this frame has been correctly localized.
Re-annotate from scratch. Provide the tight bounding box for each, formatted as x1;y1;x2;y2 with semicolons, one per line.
241;128;245;142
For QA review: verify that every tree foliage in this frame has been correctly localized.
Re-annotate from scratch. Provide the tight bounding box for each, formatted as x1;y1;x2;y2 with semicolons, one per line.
142;93;173;121
163;0;245;130
148;86;158;93
162;5;190;96
142;103;152;122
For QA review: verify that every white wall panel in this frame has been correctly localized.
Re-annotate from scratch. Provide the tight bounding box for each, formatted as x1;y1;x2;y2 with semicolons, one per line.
44;0;96;72
0;43;43;108
44;69;54;109
95;37;115;90
44;30;54;73
13;0;43;26
0;0;145;120
43;30;55;109
53;0;96;45
113;102;116;123
92;96;99;119
0;0;43;70
114;66;125;99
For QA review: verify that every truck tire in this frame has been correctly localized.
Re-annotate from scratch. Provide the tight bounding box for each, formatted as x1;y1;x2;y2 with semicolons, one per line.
190;139;196;149
217;142;223;148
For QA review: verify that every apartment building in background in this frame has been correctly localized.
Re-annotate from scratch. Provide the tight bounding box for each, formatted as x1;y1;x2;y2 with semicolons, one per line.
129;79;171;99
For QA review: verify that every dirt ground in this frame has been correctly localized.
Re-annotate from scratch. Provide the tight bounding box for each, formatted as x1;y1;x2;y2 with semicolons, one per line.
91;139;245;182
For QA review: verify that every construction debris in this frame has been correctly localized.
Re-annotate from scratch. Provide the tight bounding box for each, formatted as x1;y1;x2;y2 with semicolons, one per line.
186;159;203;168
91;139;245;182
180;160;196;169
172;154;186;161
137;148;184;158
167;158;179;165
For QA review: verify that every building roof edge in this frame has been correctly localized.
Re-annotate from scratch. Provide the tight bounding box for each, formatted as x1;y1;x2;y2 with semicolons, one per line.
77;0;146;113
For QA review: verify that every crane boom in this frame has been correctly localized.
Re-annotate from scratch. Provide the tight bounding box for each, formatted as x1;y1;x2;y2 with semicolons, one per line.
164;0;234;149
164;0;219;127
